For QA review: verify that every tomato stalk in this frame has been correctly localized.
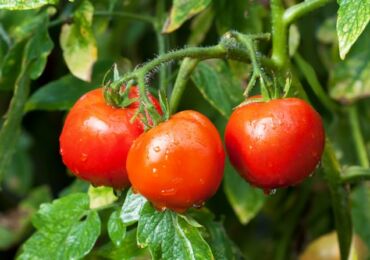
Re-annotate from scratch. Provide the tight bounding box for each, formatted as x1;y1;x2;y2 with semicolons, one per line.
348;105;370;168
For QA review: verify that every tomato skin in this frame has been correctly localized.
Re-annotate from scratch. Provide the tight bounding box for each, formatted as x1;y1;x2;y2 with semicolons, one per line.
225;98;325;189
127;110;225;212
59;87;161;189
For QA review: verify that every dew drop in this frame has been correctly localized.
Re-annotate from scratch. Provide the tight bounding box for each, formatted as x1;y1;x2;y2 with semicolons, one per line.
192;201;205;209
80;153;88;162
153;146;161;152
263;188;276;195
152;168;158;175
60;148;64;155
160;188;176;196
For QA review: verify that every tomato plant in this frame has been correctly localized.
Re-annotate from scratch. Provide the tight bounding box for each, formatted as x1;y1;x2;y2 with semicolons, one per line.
127;110;225;212
0;0;369;260
225;97;325;190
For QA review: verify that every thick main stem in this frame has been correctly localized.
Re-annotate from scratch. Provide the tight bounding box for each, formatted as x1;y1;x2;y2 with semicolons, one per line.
271;0;288;68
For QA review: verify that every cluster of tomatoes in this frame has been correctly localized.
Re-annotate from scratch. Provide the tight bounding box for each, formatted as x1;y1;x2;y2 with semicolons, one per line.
59;87;325;212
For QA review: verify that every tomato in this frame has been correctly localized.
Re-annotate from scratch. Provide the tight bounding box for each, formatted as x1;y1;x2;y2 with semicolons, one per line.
127;110;225;212
225;98;325;190
59;87;161;189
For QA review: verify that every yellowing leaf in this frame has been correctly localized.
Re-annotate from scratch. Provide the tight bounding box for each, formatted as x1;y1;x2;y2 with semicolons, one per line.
60;0;97;81
162;0;211;33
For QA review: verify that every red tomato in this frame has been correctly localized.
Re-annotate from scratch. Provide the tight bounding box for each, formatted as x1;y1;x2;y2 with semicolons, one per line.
127;110;225;212
59;87;161;189
225;98;325;190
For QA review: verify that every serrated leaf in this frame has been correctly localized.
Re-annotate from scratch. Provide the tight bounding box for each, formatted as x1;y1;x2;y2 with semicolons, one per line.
137;202;213;260
337;0;370;59
59;179;89;197
108;211;126;247
191;60;244;118
162;0;211;33
96;229;149;260
88;185;117;209
60;0;97;81
203;221;243;260
0;0;58;10
25;75;94;111
224;160;265;225
329;29;370;103
120;188;147;226
18;193;101;260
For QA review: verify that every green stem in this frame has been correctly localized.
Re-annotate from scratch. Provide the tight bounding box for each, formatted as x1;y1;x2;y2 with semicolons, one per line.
293;53;339;112
155;0;167;92
283;0;333;25
275;183;311;260
341;166;370;183
271;0;288;68
169;58;199;114
348;105;370;168
322;141;353;260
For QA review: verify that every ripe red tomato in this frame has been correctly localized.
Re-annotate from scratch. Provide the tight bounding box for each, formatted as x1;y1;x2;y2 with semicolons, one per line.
225;98;325;190
127;110;225;212
59;87;161;189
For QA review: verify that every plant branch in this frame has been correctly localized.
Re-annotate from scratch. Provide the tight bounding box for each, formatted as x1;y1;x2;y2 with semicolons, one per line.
348;105;370;168
155;0;167;92
283;0;333;26
170;58;199;113
271;0;288;68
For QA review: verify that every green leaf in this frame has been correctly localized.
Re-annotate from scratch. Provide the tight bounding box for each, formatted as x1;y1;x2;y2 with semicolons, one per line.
137;202;213;260
214;0;266;35
59;179;89;197
0;186;51;250
187;8;214;46
191;60;244;118
337;0;370;59
108;210;126;247
2;131;33;196
329;29;370;103
0;0;58;10
224;160;265;225
96;229;149;260
25;25;54;79
120;188;147;226
162;0;211;33
60;0;97;81
88;185;117;209
351;184;370;249
25;75;94;112
189;208;243;259
18;193;101;260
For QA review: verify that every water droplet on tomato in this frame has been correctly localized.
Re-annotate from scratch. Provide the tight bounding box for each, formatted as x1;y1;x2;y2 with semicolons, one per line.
80;153;88;162
160;188;176;196
153;203;167;212
192;201;205;209
152;168;158;175
248;145;253;150
60;148;64;155
263;188;276;195
153;146;161;152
